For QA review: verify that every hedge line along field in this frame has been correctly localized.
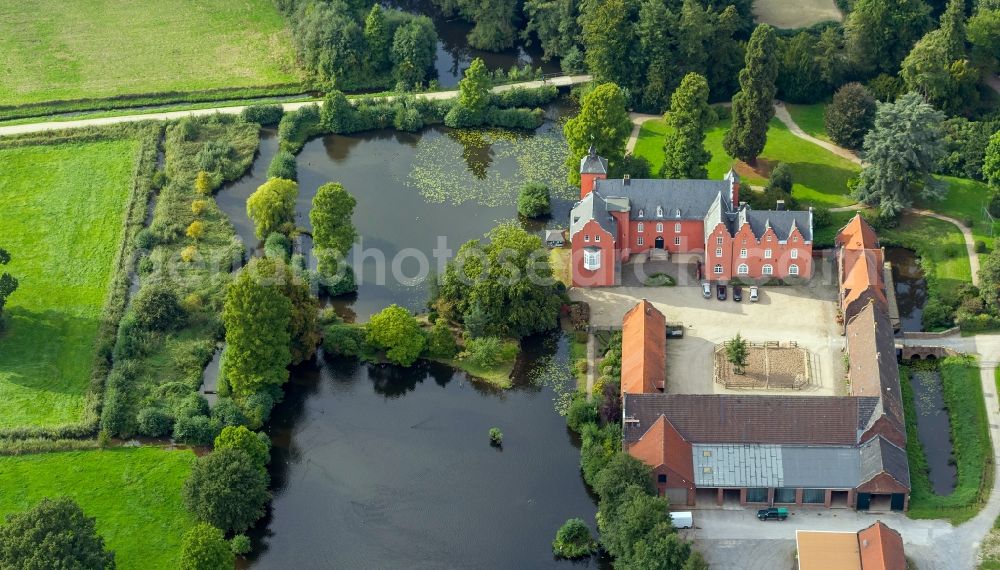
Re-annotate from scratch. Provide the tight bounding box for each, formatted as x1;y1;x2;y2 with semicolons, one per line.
0;0;301;109
0;138;138;427
0;448;196;569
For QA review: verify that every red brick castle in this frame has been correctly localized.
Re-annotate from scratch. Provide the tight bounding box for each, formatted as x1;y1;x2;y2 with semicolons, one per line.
569;148;815;287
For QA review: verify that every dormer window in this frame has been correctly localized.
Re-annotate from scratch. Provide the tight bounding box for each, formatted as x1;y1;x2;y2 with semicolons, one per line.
674;209;681;218
638;209;644;218
656;206;663;217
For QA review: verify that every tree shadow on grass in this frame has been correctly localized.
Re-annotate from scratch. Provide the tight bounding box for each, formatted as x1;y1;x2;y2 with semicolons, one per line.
0;306;99;397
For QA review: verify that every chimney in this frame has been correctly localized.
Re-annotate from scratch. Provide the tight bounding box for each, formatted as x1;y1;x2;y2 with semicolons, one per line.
624;174;631;186
776;199;786;211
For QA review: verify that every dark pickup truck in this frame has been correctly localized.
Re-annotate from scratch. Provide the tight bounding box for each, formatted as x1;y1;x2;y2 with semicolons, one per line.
756;507;789;521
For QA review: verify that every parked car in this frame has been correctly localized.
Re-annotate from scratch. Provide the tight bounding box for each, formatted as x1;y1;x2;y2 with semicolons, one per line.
756;507;788;521
716;284;726;301
733;285;742;302
702;282;711;298
749;285;759;303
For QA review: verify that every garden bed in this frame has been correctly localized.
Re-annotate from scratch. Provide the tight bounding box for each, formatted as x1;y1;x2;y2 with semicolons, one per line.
714;344;810;390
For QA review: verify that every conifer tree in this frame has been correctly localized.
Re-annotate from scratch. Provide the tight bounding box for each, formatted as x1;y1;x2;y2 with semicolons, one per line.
723;24;779;164
364;5;390;72
661;73;711;179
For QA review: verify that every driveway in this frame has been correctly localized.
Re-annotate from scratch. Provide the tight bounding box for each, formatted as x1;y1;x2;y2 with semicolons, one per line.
570;282;845;396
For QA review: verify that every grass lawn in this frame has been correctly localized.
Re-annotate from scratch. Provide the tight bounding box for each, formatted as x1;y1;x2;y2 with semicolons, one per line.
633;117;859;207
549;247;572;288
753;0;842;29
920;176;999;254
785;103;829;141
0;447;195;569
880;214;973;293
902;357;992;524
0;0;300;108
0;139;138;428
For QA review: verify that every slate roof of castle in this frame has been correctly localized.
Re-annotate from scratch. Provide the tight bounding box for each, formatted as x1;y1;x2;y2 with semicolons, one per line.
594;178;731;220
569;189;617;238
743;209;813;242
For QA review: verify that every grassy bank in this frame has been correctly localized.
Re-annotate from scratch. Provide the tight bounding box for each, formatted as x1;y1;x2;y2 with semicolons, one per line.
632;117;858;207
881;214;973;293
0;138;141;428
902;357;992;524
0;0;301;115
0;447;196;569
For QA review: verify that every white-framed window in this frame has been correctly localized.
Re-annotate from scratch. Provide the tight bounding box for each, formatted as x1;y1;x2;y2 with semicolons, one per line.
673;237;681;245
595;234;600;242
674;223;681;233
791;249;798;259
740;248;747;258
713;264;723;274
584;235;590;242
638;236;645;246
767;236;772;242
793;237;798;243
789;264;799;276
764;248;772;259
763;264;773;275
656;206;663;217
738;264;749;275
715;248;723;257
584;249;601;270
637;222;644;233
717;236;724;245
656;223;663;233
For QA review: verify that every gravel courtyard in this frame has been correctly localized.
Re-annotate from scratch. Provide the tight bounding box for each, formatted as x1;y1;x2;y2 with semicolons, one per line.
570;283;845;396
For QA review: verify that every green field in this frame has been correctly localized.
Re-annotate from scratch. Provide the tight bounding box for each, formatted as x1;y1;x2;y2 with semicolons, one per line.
0;139;138;427
881;214;973;289
785;103;829;141
633;117;859;207
0;447;195;569
0;0;300;109
902;358;992;524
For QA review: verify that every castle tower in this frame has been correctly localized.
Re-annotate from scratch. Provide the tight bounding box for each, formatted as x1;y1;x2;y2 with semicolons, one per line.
579;145;609;199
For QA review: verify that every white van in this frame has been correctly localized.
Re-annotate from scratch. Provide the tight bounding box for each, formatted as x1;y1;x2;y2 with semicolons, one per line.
671;511;693;529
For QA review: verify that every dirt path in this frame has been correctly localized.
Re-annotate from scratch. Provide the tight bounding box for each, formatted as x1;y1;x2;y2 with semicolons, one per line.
625;112;660;154
0;75;593;138
773;102;861;165
776;103;981;285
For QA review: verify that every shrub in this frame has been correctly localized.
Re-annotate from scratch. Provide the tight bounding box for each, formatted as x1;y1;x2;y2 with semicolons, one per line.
242;391;275;430
135;228;156;250
136;407;174;438
518;183;551;218
552;518;597;559
462;336;503;369
484;106;544;129
267;149;298;181
492;85;559;108
113;312;147;362
393;106;424;132
278;104;321;151
132;281;186;331
196;140;235;173
264;232;291;260
173;415;221;446
181;245;197;263
565;392;599;434
230;534;252;556
183;448;270;533
976;240;987;253
240;104;284;126
191;199;208;216
489;427;503;445
366;304;426;366
180;523;234;570
643;273;676;287
214;426;271;466
323;323;369;358
866;73;904;103
922;297;954;330
186;220;205;240
211;398;247;428
426;318;458;359
767;162;793;193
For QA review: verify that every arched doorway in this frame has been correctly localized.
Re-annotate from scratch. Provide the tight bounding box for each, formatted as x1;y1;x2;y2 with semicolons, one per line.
654;236;665;249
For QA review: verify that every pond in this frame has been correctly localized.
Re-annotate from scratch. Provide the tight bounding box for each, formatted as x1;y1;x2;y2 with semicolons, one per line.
385;0;560;88
885;247;927;333
906;365;957;495
217;108;604;567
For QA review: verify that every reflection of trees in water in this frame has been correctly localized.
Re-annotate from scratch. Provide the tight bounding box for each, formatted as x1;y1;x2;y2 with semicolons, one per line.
448;129;494;180
368;360;455;397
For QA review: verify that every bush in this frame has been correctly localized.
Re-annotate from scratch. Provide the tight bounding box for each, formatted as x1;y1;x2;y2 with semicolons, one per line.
866;73;904;103
135;228;156;250
462;336;503;369
483;106;544;129
565;392;599;434
393;106;424;132
426;318;458;359
242;391;275;430
181;245;197;263
825;83;876;150
112;312;147;362
136;407;174;438
180;522;234;570
643;272;676;287
767;162;793;193
489;427;503;445
264;232;291;260
976;240;987;253
183;448;270;533
240;104;284;126
214;426;271;466
552;518;596;559
211;398;248;428
132;281;186;331
517;183;551;218
323;323;369;358
191;199;208;216
230;534;252;556
492;85;559;108
922;297;954;330
267;149;298;181
278;104;320;152
173;415;221;446
366;304;426;366
196;140;235;173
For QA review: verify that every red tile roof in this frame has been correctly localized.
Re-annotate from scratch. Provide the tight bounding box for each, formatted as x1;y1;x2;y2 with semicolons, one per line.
858;521;906;570
627;415;695;485
621;300;666;395
837;214;880;251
